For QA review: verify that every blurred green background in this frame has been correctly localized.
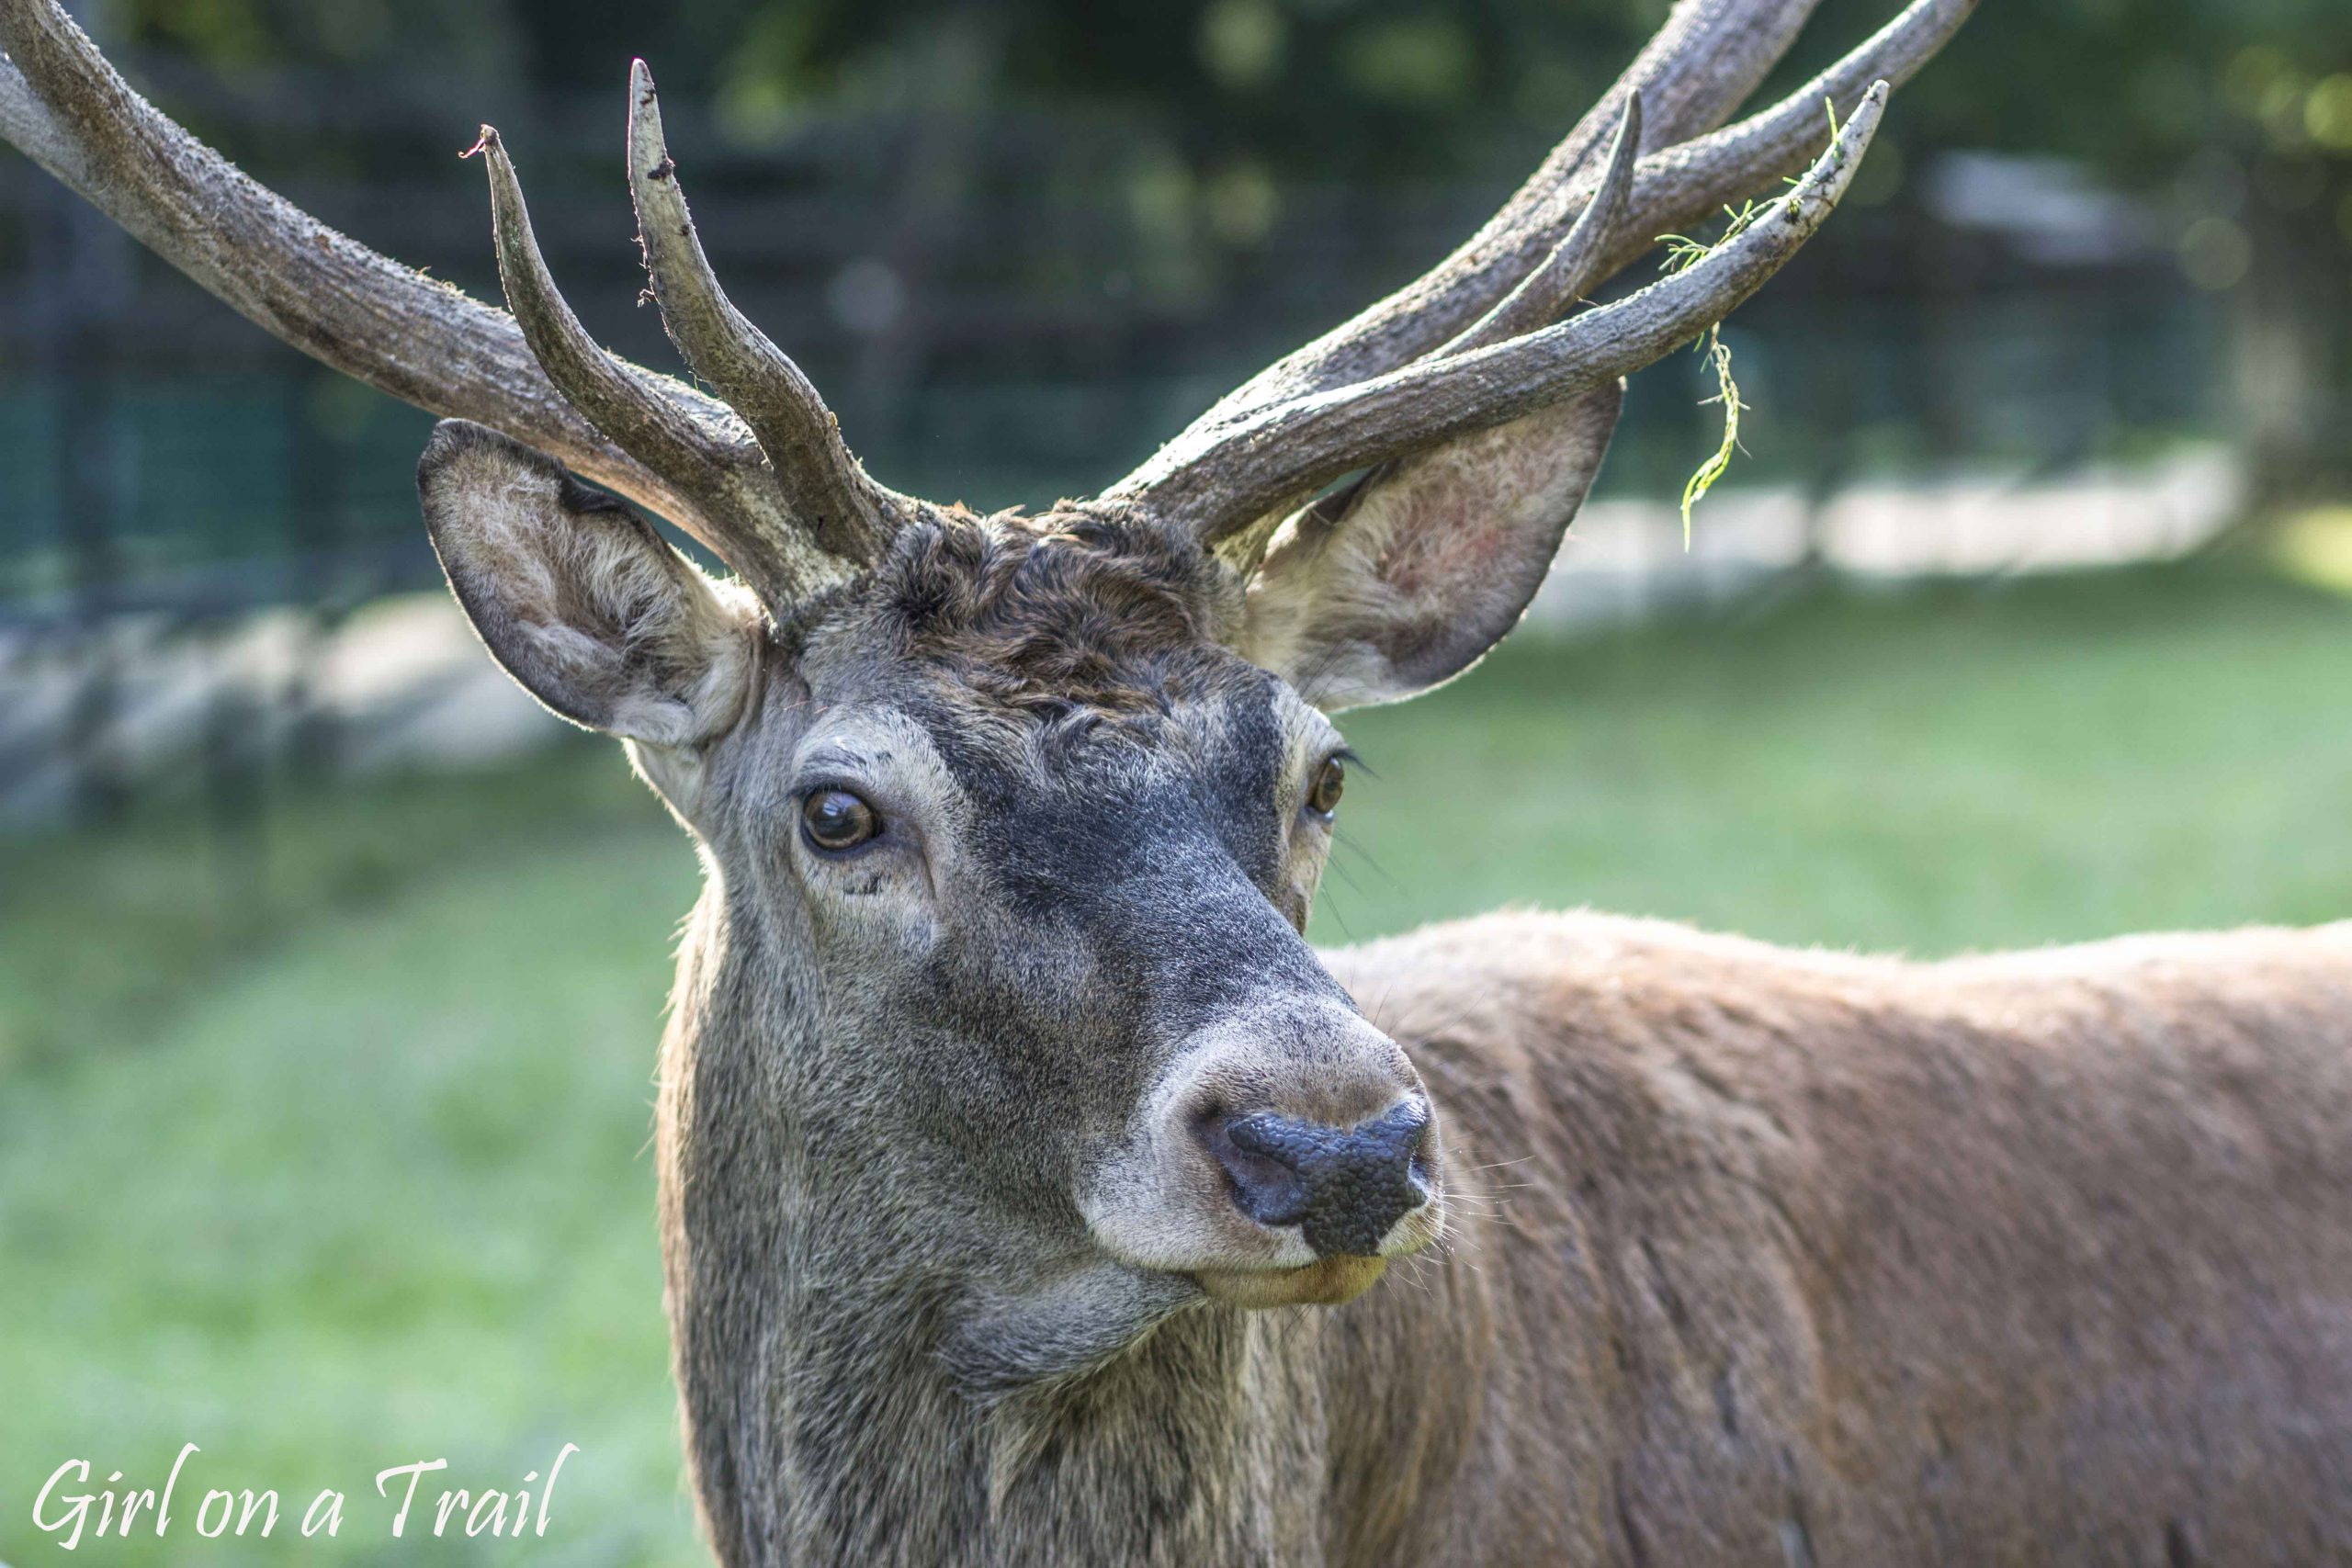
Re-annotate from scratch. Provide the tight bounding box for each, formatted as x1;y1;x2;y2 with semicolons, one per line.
6;0;2352;1562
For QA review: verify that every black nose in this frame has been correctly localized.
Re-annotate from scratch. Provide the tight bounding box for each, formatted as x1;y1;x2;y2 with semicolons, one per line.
1206;1100;1433;1258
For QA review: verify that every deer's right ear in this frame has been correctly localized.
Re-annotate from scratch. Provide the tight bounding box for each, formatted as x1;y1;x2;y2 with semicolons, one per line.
418;420;760;750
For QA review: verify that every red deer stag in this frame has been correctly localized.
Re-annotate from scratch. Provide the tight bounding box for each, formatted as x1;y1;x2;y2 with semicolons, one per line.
15;0;2352;1562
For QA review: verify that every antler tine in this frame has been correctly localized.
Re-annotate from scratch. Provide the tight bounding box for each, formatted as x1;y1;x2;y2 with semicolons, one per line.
1436;93;1644;360
1176;0;1825;434
1442;0;1969;361
1112;83;1888;545
626;61;906;567
0;0;726;552
1227;94;1644;576
475;125;842;604
1611;0;1973;281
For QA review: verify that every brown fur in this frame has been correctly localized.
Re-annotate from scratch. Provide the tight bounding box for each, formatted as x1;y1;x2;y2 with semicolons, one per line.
873;509;1243;721
1315;912;2352;1564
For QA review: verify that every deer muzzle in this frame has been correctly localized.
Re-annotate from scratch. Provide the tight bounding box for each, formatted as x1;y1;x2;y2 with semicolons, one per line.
1080;1000;1446;1308
1204;1100;1434;1258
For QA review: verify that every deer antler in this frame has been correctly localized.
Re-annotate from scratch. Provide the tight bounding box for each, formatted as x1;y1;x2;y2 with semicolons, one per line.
3;0;1974;592
0;0;894;608
1110;0;1973;547
1164;0;1970;429
472;126;824;603
622;62;910;568
1113;84;1888;545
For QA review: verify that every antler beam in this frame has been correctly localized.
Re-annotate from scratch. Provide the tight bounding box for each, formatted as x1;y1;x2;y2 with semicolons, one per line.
0;0;718;542
1108;0;1972;545
1180;0;1828;426
1126;0;1971;439
1110;84;1888;544
0;0;893;608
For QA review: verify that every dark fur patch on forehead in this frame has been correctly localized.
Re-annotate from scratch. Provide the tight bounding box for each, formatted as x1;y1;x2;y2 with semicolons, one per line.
873;508;1248;725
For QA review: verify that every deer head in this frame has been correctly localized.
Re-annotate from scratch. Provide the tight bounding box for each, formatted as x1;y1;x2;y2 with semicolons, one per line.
0;0;1968;1442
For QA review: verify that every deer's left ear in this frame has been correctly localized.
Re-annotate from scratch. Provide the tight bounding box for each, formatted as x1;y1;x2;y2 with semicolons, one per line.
1235;382;1622;711
418;420;760;751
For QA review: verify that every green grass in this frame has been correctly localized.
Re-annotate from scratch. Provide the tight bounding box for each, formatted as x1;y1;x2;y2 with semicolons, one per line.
0;740;659;1077
1308;564;2352;954
2;747;700;1566
5;561;2351;1564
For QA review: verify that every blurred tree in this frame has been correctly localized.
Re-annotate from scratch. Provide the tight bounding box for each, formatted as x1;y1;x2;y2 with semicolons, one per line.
117;0;517;81
107;0;2352;493
739;0;2352;495
707;0;1645;179
1804;0;2352;496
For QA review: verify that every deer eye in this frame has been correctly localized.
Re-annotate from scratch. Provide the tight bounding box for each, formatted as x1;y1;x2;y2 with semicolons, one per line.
1305;757;1346;820
801;789;880;852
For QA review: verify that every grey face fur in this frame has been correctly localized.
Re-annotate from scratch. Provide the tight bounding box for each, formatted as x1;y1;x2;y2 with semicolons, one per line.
416;419;1543;1368
708;596;1446;1355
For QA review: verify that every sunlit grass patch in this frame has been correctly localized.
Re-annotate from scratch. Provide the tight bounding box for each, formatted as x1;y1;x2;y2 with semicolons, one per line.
2270;504;2352;598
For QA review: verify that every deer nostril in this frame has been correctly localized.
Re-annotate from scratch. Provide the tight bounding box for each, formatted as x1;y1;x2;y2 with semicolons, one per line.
1203;1110;1314;1229
1205;1100;1433;1258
